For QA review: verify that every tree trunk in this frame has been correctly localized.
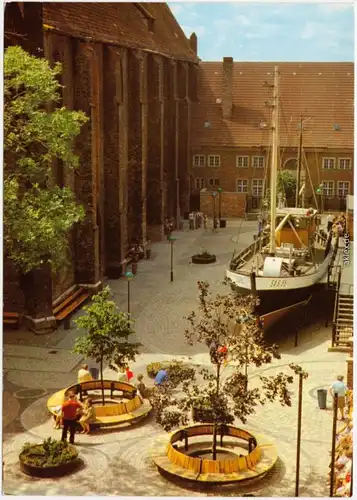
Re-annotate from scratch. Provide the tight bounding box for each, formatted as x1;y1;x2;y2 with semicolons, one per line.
212;362;221;460
100;356;105;406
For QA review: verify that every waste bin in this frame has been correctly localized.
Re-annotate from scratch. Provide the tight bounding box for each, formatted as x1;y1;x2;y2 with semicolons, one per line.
90;367;99;380
317;388;327;409
220;219;227;228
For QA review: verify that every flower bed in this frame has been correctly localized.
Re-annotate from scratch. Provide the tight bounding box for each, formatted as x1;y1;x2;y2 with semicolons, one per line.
19;438;80;478
191;252;216;265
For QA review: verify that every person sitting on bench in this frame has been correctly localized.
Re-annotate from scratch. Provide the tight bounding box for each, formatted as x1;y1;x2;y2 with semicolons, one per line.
79;398;96;435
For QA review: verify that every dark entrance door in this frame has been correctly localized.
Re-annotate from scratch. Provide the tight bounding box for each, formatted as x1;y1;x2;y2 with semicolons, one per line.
190;193;200;211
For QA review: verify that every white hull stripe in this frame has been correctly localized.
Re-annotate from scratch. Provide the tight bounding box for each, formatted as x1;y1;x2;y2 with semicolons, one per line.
226;251;334;292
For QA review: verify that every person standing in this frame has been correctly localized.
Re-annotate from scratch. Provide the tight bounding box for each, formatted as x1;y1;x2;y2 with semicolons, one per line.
326;213;334;232
189;212;194;230
329;375;348;420
78;364;93;383
204;214;208;230
61;391;82;444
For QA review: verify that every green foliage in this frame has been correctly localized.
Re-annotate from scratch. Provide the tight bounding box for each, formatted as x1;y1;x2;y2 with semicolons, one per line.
4;46;87;273
278;170;297;199
147;361;171;378
146;360;194;383
151;280;305;458
73;286;141;404
20;438;78;467
199;250;214;257
263;170;297;208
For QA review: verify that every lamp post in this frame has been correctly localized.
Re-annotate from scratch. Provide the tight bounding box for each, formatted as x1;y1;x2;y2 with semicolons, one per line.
294;368;308;497
295;373;303;497
330;393;339;497
124;271;134;324
168;235;176;282
316;184;324;214
217;187;223;223
212;191;217;230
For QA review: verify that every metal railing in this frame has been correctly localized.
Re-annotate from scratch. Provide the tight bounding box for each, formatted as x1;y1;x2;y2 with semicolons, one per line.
230;234;269;271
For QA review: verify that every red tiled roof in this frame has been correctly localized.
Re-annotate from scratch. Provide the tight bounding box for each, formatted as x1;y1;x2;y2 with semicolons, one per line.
191;62;353;149
43;3;198;62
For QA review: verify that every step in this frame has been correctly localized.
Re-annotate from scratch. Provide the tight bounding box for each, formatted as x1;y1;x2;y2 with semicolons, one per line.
339;295;353;299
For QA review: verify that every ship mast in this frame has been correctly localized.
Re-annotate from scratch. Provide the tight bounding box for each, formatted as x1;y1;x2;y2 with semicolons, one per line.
295;115;303;207
269;66;279;254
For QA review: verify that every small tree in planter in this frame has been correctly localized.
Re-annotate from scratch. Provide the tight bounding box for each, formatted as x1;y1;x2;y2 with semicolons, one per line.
151;279;302;460
73;286;141;405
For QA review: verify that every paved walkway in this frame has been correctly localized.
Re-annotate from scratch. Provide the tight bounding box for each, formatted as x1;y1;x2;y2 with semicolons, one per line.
3;218;348;496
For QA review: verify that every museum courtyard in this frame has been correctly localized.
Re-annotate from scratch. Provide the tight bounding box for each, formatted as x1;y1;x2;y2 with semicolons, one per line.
3;219;349;497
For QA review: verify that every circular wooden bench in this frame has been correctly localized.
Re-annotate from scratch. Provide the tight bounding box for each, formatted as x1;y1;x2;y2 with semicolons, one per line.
152;423;278;485
47;379;152;428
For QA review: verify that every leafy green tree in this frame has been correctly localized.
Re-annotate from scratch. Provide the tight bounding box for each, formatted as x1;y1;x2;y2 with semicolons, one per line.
73;286;141;405
4;45;87;273
151;280;300;460
263;170;297;208
278;169;297;200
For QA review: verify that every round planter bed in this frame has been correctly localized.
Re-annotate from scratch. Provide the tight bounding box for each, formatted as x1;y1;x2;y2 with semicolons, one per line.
19;444;80;478
191;254;216;265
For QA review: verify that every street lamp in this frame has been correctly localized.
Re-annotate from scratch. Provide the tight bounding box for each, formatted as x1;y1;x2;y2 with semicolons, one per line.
124;271;134;323
212;191;217;230
217;187;223;222
168;235;176;282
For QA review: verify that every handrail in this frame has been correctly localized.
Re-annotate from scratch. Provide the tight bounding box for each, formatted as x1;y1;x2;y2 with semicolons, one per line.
230;234;269;271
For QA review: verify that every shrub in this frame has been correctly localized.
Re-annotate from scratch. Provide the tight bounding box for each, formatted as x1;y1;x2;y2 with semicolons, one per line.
200;250;214;257
146;361;174;378
146;360;195;380
20;438;78;468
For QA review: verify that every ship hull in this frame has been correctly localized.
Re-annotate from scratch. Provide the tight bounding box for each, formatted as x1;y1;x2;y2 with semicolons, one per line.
226;244;335;320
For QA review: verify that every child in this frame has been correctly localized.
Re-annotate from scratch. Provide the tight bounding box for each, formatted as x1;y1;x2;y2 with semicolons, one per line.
53;405;63;429
79;398;96;434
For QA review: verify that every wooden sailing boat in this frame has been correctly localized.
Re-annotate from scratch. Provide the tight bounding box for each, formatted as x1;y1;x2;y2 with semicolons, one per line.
226;66;337;323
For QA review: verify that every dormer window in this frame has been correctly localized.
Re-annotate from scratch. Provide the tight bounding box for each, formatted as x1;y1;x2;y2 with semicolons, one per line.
134;3;156;33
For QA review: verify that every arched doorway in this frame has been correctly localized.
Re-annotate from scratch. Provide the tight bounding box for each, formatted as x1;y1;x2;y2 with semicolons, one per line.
283;157;298;177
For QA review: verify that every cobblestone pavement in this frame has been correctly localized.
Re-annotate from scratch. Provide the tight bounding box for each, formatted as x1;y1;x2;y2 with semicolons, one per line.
3;218;348;496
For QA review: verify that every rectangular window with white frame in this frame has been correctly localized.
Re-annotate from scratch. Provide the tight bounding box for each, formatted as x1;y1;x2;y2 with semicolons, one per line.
195;177;205;190
252;156;265;169
236;155;249;168
338;158;351;170
208;155;221;167
322;157;336;169
236;179;248;193
193;155;205;167
252;179;264;197
208;178;219;187
338;181;349;197
322;180;334;196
